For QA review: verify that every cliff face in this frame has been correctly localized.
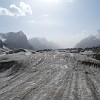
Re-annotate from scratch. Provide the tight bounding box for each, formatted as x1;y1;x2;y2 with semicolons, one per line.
0;31;33;49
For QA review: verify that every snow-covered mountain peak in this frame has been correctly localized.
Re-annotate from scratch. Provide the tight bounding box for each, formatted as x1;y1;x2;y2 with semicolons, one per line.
94;33;100;40
75;30;100;48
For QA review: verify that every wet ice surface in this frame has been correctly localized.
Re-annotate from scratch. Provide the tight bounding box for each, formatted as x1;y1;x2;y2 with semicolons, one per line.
0;51;100;100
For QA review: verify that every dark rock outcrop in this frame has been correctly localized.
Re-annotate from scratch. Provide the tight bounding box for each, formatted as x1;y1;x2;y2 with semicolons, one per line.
0;31;33;49
0;40;4;48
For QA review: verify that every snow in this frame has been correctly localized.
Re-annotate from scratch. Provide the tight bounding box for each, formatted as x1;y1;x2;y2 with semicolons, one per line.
0;51;100;100
80;50;93;55
0;36;6;42
89;33;100;40
64;65;68;68
94;33;100;40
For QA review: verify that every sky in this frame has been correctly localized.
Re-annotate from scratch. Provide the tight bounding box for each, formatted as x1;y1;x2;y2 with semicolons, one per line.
0;0;100;48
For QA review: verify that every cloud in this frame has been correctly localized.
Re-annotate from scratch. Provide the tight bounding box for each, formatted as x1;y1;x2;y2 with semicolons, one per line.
19;2;32;15
0;7;13;16
10;4;26;16
0;2;32;17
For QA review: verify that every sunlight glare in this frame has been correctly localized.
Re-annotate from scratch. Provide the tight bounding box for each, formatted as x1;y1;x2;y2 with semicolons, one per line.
41;0;59;3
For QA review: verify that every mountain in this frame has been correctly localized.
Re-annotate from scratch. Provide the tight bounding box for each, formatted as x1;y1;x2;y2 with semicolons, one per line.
75;30;100;48
28;37;59;50
0;40;5;48
0;31;33;49
0;31;59;50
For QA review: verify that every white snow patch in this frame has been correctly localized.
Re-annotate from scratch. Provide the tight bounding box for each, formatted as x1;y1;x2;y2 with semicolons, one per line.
17;52;25;55
81;50;93;55
25;52;32;55
94;34;100;40
3;45;9;50
53;55;56;59
64;65;68;68
0;37;6;42
70;53;74;57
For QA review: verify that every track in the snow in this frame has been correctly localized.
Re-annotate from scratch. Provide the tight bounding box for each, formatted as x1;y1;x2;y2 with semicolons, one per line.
0;51;100;100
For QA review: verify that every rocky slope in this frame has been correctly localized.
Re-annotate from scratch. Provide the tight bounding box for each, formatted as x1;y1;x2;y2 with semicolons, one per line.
75;30;100;48
0;31;33;49
0;40;5;48
0;31;59;50
0;51;100;100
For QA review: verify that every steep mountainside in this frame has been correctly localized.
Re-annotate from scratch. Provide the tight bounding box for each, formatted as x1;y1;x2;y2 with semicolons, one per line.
75;30;100;48
0;31;33;49
0;40;5;48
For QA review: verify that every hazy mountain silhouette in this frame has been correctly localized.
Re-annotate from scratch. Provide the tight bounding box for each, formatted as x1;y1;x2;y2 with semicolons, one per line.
75;30;100;48
29;37;59;50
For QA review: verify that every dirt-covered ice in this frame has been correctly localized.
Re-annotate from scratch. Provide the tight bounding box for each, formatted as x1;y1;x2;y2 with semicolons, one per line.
0;51;100;100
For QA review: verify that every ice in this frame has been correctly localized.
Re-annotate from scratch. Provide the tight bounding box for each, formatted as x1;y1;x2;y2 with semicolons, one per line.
0;51;100;100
